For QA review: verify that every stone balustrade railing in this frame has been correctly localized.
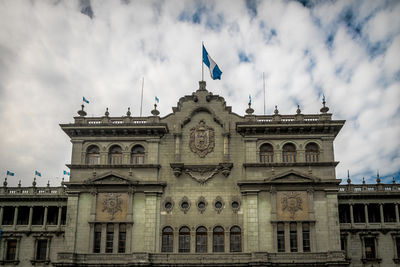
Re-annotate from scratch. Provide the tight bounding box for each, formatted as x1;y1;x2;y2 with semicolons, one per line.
0;186;66;195
73;116;150;125
254;113;331;123
338;183;400;193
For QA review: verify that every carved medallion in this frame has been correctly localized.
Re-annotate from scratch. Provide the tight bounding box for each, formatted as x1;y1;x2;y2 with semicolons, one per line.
281;192;303;220
102;193;123;220
189;120;215;158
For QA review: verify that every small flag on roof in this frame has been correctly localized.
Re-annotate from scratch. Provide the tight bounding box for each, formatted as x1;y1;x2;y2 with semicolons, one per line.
35;170;42;177
83;97;90;104
249;94;252;105
63;170;70;176
155;96;159;103
6;170;14;176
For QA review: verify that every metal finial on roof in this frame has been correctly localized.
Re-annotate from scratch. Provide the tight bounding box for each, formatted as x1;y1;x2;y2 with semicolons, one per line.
320;94;329;113
274;105;279;115
347;170;351;184
126;107;131;117
362;177;365;184
296;105;301;114
151;104;160;116
393;177;396;184
376;170;381;184
47;180;50;187
62;176;64;185
77;104;87;117
105;107;109;117
18;180;21;187
3;177;7;187
32;177;36;187
245;102;254;115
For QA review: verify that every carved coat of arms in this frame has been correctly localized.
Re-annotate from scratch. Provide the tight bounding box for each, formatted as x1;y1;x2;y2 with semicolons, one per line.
189;120;215;158
281;192;303;220
102;193;122;220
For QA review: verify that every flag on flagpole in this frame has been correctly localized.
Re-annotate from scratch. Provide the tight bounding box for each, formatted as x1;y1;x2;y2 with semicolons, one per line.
155;96;159;103
35;170;42;177
83;97;90;104
63;170;70;176
6;171;14;176
202;45;222;80
249;94;252;105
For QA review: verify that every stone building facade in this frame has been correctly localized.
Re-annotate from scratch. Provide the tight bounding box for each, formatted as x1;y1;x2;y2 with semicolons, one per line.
0;81;398;266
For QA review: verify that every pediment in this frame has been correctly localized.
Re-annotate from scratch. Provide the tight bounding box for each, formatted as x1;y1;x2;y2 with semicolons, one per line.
265;169;321;183
85;172;137;185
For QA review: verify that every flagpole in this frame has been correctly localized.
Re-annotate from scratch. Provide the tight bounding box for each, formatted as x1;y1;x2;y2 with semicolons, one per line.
263;72;266;115
201;42;204;82
140;77;144;117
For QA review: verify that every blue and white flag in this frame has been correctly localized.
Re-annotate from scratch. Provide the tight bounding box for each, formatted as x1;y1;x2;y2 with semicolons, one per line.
155;96;159;103
83;97;90;104
6;170;14;176
202;45;222;80
63;170;70;176
249;94;252;104
35;170;42;177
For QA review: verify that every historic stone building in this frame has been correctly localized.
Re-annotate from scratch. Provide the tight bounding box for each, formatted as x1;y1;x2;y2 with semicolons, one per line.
0;81;399;266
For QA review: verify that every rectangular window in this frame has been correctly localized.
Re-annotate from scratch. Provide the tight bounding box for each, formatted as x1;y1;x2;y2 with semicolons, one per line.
290;223;297;252
87;155;100;165
93;223;102;253
302;223;310;252
213;234;224;252
46;206;58;225
364;237;376;259
6;240;17;260
196;234;207;253
340;235;347;252
383;203;396;222
61;206;67;225
339;204;351;223
277;223;285;252
106;224;114;253
353;204;366;223
178;234;190;253
36;240;47;261
32;206;45;225
368;204;381;223
118;224;126;253
110;155;122;165
396;237;400;259
17;206;29;225
2;206;15;225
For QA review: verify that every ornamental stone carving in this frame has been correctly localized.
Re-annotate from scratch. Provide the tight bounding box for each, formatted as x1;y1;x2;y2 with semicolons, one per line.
277;191;308;220
189;120;215;158
96;193;128;221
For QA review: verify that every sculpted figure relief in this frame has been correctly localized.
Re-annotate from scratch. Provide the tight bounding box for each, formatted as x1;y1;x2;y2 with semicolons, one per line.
189;120;215;158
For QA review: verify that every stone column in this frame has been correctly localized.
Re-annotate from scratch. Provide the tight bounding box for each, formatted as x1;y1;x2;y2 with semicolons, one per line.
365;204;369;225
224;229;230;253
190;229;195;253
395;203;399;224
64;194;80;253
57;206;62;228
207;229;213;253
297;222;303;252
244;139;257;163
113;223;119;253
380;203;384;224
43;206;48;229
284;223;290;252
100;223;106;253
350;204;354;225
143;193;157;252
13;206;18;229
28;206;33;230
244;192;259;252
0;206;3;227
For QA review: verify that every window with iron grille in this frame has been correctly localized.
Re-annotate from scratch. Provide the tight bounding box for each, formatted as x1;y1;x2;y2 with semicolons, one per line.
179;227;190;253
106;223;114;253
118;224;126;253
282;143;296;163
35;240;47;261
290;222;298;252
277;223;285;252
364;237;376;259
302;223;310;252
93;223;102;253
162;227;174;252
131;145;145;164
213;226;224;252
259;143;274;163
86;145;100;165
6;240;17;260
196;226;207;253
230;226;241;252
305;143;319;162
109;145;122;165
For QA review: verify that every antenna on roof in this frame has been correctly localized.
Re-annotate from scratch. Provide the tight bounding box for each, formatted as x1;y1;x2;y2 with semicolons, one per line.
263;72;266;115
140;77;144;117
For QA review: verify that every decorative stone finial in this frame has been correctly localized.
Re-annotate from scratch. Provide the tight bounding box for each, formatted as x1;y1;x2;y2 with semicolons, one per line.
62;176;64;185
296;105;301;115
151;104;160;116
320;94;329;113
393;177;396;184
47;180;50;187
245;103;254;115
105;108;109;117
274;105;279;115
3;177;7;187
347;170;351;184
77;104;87;117
362;177;365;184
32;177;37;187
376;170;381;184
199;81;206;91
126;107;131;117
18;180;21;187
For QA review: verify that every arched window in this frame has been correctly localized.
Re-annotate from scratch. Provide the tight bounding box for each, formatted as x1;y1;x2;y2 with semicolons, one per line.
86;145;100;165
131;145;145;164
196;226;207;253
305;143;319;162
230;226;241;252
109;145;122;165
260;143;274;163
213;226;224;252
161;226;173;252
179;227;190;253
282;143;296;163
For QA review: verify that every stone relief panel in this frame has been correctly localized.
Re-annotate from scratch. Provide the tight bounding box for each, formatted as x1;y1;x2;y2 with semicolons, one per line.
189;120;215;158
96;193;128;221
277;191;309;220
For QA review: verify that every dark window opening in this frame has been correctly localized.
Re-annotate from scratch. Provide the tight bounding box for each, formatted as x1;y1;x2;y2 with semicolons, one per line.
61;206;67;225
302;223;310;252
364;237;376;259
213;226;224;252
305;143;319;162
106;223;114;253
36;240;47;261
118;224;126;253
181;201;189;209
215;201;222;209
131;145;145;164
32;206;45;225
93;223;101;253
6;240;17;260
232;201;239;209
179;227;190;253
260;143;274;163
109;145;122;165
353;204;366;223
368;204;381;223
2;206;15;225
282;143;296;163
230;226;241;252
164;202;172;210
383;203;396;222
17;206;29;225
46;206;58;225
339;204;351;223
196;226;207;253
277;223;285;252
162;226;174;253
340;235;347;254
396;237;400;258
290;222;297;252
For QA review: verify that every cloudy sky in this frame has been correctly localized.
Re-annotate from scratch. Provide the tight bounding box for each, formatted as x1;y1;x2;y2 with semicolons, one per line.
0;0;399;187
